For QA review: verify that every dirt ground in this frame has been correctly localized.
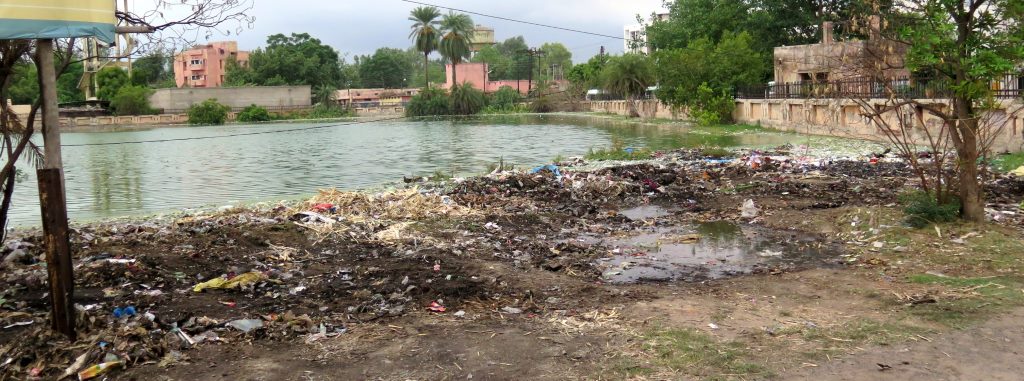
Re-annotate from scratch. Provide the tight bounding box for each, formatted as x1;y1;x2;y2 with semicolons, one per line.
1;146;1023;380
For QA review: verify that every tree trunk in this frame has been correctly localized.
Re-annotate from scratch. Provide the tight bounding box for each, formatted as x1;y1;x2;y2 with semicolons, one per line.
953;96;985;222
451;60;457;88
0;165;14;242
424;53;430;89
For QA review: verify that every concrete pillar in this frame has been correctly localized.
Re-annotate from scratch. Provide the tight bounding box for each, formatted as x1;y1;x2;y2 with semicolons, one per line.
822;22;834;45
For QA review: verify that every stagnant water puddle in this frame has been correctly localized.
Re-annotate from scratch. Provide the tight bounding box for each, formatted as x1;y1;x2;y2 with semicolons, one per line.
578;221;841;284
619;204;680;220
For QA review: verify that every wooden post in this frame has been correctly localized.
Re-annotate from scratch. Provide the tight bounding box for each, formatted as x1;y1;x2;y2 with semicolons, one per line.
36;39;75;340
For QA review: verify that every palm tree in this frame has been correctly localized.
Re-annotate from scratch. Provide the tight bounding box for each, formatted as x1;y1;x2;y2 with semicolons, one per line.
408;6;441;89
602;54;656;117
438;12;474;86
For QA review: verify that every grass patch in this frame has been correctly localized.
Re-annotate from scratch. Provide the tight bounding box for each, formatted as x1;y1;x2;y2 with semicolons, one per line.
991;152;1024;173
585;137;654;161
700;147;733;158
693;123;770;133
904;274;1024;327
625;328;770;380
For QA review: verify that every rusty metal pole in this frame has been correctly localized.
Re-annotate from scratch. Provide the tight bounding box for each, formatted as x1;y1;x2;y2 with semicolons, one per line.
35;38;75;341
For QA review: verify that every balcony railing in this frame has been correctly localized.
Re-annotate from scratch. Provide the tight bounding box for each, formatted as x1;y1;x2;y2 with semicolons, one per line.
735;75;1024;100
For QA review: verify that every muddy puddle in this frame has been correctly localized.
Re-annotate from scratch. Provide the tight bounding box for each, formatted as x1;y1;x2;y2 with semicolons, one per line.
578;221;839;283
619;204;680;220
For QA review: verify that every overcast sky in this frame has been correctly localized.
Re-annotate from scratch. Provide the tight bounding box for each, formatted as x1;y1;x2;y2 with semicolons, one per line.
208;0;665;63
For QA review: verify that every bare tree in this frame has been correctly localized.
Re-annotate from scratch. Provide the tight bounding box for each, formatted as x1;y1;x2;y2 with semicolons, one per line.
839;1;1023;221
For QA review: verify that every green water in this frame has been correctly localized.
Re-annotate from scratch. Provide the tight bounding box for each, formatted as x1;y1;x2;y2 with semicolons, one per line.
6;114;867;226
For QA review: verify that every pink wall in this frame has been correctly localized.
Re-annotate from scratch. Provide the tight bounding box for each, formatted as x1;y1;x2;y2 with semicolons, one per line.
445;63;534;95
174;41;249;88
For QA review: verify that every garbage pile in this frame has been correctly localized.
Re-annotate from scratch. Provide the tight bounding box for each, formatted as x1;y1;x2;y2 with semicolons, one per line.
1;146;1022;379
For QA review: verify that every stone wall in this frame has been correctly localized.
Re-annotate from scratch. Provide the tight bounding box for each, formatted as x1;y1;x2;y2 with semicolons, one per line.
149;86;311;113
583;100;684;120
733;98;1024;153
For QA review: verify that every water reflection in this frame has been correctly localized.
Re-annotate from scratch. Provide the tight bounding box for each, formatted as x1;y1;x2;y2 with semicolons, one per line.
9;115;807;226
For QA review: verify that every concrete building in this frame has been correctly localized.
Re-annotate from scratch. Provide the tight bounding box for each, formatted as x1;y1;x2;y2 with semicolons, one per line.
173;41;250;88
773;19;908;84
149;86;310;112
334;88;422;107
624;12;669;55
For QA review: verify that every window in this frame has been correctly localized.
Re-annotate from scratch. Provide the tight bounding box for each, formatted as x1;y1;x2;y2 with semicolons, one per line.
190;75;204;80
190;59;202;65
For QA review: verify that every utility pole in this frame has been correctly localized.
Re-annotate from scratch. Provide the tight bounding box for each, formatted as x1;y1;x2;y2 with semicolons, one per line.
523;48;544;96
36;39;75;341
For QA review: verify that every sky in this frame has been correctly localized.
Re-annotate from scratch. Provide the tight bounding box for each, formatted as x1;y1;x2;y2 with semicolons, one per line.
191;0;665;63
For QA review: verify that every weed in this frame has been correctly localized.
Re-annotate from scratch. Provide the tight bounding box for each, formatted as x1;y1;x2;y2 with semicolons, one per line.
898;190;960;228
991;152;1024;172
905;274;1024;327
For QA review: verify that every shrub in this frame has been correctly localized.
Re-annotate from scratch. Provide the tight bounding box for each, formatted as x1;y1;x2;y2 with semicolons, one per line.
406;87;451;117
689;83;735;126
109;86;156;116
530;96;555;113
488;86;522;111
899;190;961;228
449;83;486;115
237;104;272;122
187;98;231;125
305;104;354;119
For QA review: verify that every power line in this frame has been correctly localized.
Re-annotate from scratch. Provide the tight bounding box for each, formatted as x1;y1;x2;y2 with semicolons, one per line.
400;0;644;45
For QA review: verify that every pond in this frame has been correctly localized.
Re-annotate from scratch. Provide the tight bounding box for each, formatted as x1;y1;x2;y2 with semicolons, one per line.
7;114;867;226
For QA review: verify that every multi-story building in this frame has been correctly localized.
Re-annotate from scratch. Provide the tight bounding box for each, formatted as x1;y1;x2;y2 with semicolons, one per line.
623;12;669;55
173;41;250;88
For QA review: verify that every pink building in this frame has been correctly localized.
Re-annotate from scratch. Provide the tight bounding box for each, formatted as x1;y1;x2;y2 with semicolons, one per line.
445;63;533;95
174;41;250;88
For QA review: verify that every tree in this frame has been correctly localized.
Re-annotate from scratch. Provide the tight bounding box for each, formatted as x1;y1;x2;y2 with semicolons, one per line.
409;6;442;88
496;36;531;80
568;53;609;89
358;48;413;88
449;83;486;115
539;43;572;80
96;66;130;101
860;0;1024;222
489;85;522;110
109;86;156;116
8;59;83;104
406;87;451;116
601;54;656;117
187;98;231;125
131;50;174;87
238;33;343;89
654;32;765;110
439;12;475;85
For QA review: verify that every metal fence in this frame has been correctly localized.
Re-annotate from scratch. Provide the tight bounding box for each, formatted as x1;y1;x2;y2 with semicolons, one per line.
734;75;1024;100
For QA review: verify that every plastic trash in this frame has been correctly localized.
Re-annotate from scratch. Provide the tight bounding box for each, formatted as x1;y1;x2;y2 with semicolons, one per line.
501;306;523;314
312;203;336;213
740;199;759;218
529;164;562;179
193;272;267;292
1011;166;1024;176
112;306;136;318
427;301;446;312
77;361;123;380
225;319;264;333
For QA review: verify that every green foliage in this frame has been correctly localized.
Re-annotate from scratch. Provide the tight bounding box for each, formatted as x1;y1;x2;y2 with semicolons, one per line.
654;32;763;111
567;54;609;89
529;96;555;113
237;104;272;122
405;87;451;117
690;83;736;126
131;50;174;87
96;67;130;101
538;43;572;80
109;86;156;116
471;36;531;80
273;104;354;120
601;54;655;100
227;33;343;89
488;86;522;111
586;138;652;161
8;55;84;104
449;83;486;115
898;190;961;228
439;12;475;79
992;152;1024;173
358;48;414;88
409;6;442;88
187;98;231;125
